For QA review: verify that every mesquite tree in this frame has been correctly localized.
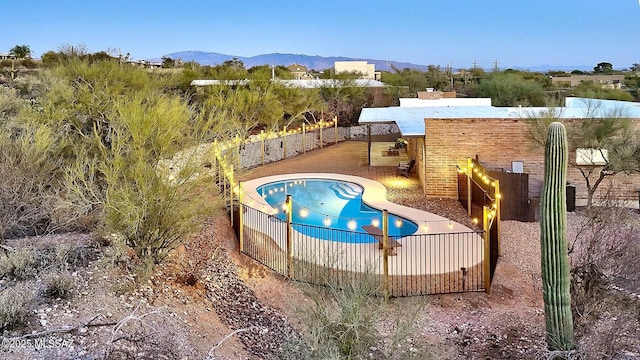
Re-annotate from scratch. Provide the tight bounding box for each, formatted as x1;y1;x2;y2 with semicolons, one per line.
540;122;575;351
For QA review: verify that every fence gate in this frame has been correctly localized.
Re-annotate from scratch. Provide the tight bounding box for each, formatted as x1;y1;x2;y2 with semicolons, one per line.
488;171;531;222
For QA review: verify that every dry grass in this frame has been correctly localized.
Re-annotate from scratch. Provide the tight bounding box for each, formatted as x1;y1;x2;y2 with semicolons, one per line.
0;284;34;331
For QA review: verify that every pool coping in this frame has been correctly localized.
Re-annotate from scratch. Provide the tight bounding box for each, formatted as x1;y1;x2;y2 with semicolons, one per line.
241;173;476;235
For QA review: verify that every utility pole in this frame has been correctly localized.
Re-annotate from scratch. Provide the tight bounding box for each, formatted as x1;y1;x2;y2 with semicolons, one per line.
449;61;454;89
493;59;499;72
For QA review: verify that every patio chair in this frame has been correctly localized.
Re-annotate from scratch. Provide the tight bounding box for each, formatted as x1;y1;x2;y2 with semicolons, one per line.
397;159;415;177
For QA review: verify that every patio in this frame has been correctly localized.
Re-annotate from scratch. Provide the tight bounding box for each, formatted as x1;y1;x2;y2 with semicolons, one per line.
239;141;415;187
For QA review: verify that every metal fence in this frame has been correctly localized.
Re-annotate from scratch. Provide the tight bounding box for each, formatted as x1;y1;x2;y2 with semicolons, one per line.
240;203;485;298
212;131;488;297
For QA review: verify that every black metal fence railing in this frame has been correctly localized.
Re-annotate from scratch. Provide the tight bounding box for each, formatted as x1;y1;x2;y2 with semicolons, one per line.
241;205;485;297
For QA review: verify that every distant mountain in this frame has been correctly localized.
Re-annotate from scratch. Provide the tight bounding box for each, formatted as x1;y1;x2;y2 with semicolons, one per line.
155;51;596;73
160;51;428;72
507;64;593;72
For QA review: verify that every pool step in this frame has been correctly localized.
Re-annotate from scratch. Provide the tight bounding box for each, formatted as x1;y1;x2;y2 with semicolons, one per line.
330;182;362;200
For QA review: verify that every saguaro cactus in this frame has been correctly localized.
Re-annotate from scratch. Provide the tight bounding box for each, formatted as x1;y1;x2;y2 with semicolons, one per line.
540;122;575;351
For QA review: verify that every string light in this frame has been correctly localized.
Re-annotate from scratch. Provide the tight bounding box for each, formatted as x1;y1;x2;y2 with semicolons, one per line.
226;156;501;235
347;219;357;231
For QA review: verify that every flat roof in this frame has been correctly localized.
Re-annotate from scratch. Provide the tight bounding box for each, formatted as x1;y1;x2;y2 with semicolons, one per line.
359;97;640;137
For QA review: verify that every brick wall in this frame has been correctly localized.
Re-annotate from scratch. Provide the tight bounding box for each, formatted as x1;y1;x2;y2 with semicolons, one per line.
423;118;640;205
417;91;441;100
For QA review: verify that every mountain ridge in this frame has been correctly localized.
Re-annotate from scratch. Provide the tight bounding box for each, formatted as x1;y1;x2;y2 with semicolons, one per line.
161;51;427;72
157;51;593;72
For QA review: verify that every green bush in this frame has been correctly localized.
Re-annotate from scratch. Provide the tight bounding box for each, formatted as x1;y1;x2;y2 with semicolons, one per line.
0;284;34;331
476;72;547;106
97;91;216;264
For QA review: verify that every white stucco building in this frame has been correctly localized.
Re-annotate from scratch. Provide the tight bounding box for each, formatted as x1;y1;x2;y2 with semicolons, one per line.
334;61;381;80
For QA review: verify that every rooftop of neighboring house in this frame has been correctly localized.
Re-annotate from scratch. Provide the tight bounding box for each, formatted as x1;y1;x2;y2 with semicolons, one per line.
359;97;640;137
286;63;307;72
0;52;17;59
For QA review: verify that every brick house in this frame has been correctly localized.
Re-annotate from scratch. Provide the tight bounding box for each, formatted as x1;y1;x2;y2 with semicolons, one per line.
359;95;640;208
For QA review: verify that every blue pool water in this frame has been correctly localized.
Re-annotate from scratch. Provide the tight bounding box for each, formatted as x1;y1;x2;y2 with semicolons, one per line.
256;179;418;243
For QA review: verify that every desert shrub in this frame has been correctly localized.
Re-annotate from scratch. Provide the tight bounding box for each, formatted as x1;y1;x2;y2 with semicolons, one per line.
104;303;190;359
0;246;43;280
96;91;216;264
0;120;69;239
42;271;76;299
0;85;25;120
52;241;98;269
570;201;640;358
0;284;34;331
295;270;429;359
18;58;38;69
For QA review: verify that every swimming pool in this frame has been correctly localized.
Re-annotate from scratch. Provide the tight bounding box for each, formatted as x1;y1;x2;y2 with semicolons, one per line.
256;179;418;243
241;173;484;279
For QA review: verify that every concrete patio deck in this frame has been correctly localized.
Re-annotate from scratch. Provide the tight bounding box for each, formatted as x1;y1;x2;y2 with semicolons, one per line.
239;141;416;189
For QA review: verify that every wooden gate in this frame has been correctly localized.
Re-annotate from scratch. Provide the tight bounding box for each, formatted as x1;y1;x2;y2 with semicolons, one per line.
489;171;531;222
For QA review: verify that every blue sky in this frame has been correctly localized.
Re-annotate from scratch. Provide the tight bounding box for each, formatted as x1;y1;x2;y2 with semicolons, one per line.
2;0;639;70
